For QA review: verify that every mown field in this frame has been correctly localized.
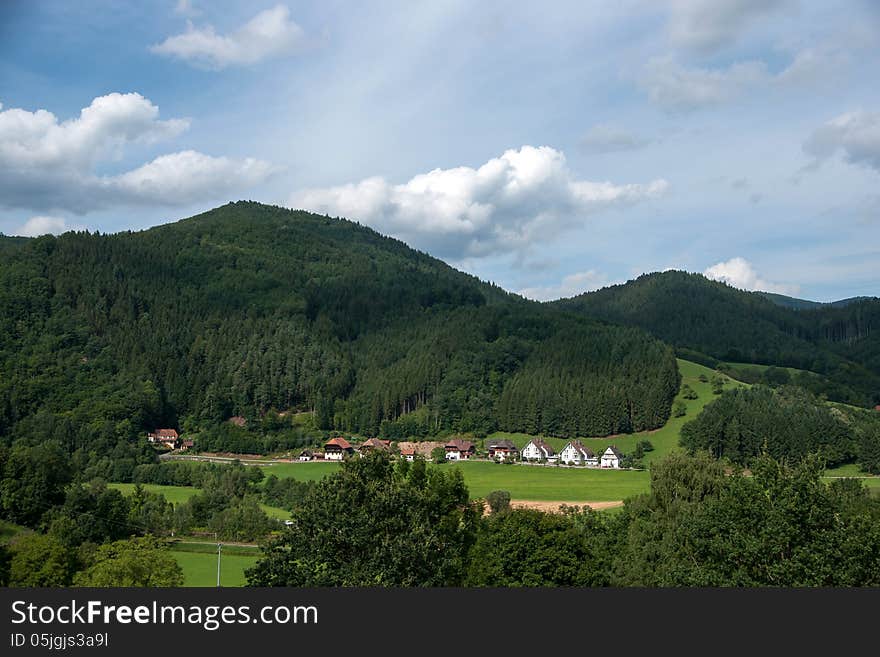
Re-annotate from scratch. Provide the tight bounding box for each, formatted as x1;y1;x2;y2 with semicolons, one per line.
170;543;260;587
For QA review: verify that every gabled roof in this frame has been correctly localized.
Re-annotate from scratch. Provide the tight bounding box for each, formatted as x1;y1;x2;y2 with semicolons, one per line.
523;439;555;456
325;437;353;450
564;440;595;458
603;445;624;458
360;437;390;451
445;438;475;451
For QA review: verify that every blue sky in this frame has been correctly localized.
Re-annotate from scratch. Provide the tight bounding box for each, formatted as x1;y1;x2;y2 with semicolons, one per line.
1;0;878;301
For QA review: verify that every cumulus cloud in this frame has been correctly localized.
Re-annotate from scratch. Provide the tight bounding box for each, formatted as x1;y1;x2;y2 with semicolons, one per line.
289;145;668;259
704;257;799;295
151;5;306;69
0;94;274;213
108;150;274;204
0;92;188;169
579;124;651;153
667;0;790;53
13;215;75;237
803;110;880;172
519;270;610;302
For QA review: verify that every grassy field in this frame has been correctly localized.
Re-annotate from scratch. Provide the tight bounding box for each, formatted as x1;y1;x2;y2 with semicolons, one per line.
110;483;200;504
261;461;341;481
171;544;260;587
109;483;291;520
442;461;650;501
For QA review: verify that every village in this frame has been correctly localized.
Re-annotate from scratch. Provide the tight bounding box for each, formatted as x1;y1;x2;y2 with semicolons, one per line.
147;429;627;469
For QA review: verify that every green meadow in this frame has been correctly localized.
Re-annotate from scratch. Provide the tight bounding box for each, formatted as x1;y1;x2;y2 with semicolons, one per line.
170;543;260;587
109;482;291;519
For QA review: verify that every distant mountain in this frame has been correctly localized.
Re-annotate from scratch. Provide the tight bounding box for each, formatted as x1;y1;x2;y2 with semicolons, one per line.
0;202;678;448
556;270;880;406
759;291;874;310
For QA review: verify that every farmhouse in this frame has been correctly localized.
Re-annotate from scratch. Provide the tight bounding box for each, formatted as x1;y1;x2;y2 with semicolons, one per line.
399;445;416;462
298;449;316;462
487;439;518;462
147;429;179;447
179;439;194;451
559;440;597;466
600;446;624;469
445;438;476;461
324;437;354;461
359;438;391;455
521;439;556;462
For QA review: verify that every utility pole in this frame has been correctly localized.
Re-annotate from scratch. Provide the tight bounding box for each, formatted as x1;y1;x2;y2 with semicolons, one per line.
216;542;222;587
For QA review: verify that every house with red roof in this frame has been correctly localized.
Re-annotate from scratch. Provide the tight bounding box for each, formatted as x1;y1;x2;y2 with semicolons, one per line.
147;429;179;448
324;437;354;461
444;438;476;461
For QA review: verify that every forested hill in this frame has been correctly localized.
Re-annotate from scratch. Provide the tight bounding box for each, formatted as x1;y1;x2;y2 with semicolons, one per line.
556;271;880;406
0;202;678;456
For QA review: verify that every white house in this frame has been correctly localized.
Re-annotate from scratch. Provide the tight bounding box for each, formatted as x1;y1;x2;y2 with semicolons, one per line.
600;446;624;469
521;439;556;462
324;437;354;461
559;441;596;466
298;450;315;462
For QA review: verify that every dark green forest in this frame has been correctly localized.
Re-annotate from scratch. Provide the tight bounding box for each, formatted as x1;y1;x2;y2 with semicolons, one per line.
0;202;677;468
558;270;880;406
679;385;880;468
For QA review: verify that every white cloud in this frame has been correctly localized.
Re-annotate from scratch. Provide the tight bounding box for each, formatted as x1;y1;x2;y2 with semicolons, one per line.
289;145;668;259
13;215;75;237
519;270;610;301
151;5;306;69
108;150;275;205
667;0;790;53
0;94;274;213
704;257;799;295
579;124;651;153
0;92;188;169
803;110;880;173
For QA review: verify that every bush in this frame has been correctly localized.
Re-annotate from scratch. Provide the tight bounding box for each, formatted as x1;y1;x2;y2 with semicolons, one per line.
485;490;511;514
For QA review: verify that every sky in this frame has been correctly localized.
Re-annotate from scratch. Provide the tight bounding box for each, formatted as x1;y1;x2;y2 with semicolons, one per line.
1;0;879;302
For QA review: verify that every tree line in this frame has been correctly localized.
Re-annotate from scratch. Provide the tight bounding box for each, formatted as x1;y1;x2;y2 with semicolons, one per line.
247;452;880;587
